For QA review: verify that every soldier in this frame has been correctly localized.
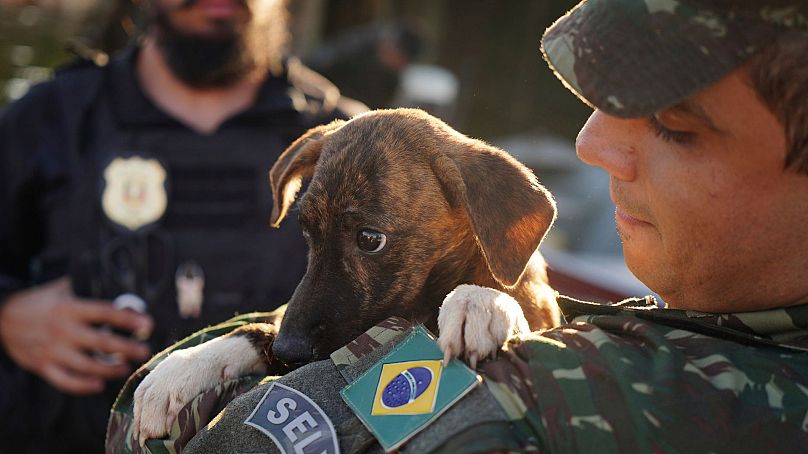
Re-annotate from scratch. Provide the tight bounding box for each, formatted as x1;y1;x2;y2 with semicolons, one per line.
108;0;808;452
0;0;364;452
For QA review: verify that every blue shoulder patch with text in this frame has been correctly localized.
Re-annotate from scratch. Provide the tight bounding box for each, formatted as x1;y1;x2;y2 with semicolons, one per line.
244;382;340;454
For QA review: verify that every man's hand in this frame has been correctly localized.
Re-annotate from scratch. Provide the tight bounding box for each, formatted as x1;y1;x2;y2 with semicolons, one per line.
0;278;153;395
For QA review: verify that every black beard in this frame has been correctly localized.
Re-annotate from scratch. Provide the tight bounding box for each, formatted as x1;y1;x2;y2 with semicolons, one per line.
151;1;276;89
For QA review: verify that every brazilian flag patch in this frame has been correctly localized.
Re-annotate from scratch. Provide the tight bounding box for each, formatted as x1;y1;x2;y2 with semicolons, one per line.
341;325;480;451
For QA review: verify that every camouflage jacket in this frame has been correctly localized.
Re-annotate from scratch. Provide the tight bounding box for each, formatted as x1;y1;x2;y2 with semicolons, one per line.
106;296;808;453
106;311;283;454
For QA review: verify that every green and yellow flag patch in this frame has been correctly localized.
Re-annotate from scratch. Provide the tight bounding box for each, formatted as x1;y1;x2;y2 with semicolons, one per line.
341;325;480;451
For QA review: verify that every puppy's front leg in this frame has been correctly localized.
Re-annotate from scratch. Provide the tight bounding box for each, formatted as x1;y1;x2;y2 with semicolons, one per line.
133;323;277;446
437;284;530;369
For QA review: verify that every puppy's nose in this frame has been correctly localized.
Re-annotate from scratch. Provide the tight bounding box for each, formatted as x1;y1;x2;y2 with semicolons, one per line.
272;334;314;369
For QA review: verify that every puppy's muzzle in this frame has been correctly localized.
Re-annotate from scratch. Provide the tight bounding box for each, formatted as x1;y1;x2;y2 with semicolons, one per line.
272;333;314;369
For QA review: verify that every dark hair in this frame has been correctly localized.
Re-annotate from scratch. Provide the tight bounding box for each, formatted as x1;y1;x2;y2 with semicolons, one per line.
747;30;808;174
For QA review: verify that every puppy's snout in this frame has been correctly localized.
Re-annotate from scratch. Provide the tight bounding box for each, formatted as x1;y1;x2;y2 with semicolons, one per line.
272;333;314;369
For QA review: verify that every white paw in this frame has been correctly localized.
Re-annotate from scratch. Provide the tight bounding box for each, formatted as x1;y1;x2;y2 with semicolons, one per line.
437;284;530;369
132;335;263;447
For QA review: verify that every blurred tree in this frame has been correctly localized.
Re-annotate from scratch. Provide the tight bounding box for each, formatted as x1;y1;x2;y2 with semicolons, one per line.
308;0;589;139
434;0;591;139
0;0;140;106
0;4;71;105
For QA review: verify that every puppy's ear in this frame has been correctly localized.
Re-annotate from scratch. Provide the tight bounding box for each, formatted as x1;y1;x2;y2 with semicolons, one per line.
269;120;345;227
433;137;557;287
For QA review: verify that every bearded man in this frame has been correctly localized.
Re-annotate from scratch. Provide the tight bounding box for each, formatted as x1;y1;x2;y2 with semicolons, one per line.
0;1;363;451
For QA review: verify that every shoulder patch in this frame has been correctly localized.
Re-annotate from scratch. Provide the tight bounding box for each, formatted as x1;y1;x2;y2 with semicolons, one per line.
341;325;481;452
244;382;339;454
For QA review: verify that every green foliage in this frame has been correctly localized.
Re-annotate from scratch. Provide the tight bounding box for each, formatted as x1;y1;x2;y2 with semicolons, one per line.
0;5;75;107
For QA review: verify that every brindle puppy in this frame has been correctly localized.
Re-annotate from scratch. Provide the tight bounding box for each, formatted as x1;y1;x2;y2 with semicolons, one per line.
133;109;559;444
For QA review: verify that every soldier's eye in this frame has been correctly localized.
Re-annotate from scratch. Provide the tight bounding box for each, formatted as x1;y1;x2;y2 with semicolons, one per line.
357;228;387;253
648;114;695;145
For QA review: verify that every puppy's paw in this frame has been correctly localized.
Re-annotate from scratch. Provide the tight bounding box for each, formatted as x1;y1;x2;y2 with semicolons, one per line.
437;284;530;369
132;335;264;447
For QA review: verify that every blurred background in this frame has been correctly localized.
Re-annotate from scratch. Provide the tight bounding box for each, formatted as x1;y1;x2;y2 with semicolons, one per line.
0;0;654;303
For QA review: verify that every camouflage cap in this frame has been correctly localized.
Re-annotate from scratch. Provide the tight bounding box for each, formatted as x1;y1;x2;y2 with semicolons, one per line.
541;0;808;118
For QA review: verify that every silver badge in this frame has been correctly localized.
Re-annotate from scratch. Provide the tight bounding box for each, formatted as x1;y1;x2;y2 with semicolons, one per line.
176;261;205;319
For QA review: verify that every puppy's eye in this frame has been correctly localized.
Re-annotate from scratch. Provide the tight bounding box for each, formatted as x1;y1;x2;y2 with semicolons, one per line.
357;228;387;253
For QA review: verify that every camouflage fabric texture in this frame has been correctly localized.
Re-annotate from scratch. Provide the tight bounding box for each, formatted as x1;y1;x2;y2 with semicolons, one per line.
104;314;413;454
107;298;808;453
180;317;513;454
182;316;417;454
330;316;416;375
105;309;283;454
450;296;808;453
541;0;808;117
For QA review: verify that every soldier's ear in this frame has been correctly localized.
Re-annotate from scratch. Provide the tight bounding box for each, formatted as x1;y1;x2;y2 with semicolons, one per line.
430;136;556;287
269;120;345;227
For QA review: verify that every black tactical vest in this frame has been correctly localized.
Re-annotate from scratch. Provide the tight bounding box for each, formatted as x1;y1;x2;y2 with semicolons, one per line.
64;59;324;351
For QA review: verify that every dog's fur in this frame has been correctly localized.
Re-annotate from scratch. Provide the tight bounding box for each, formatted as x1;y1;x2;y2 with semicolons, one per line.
133;109;560;443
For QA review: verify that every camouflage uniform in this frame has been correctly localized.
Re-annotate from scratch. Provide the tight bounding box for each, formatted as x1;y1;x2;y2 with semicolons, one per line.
106;311;282;454
465;297;808;452
106;296;808;453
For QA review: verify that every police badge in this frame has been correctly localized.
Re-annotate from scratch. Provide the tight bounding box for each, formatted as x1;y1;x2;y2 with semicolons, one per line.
101;156;168;231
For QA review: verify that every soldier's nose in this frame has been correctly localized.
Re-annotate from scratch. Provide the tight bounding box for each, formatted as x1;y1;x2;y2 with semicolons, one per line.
272;333;314;369
576;110;638;182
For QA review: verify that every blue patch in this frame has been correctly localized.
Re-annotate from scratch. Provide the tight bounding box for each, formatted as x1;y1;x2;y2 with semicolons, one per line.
244;382;339;454
381;366;433;408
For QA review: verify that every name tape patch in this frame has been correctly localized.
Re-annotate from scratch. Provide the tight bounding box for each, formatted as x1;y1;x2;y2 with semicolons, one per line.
244;382;339;454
